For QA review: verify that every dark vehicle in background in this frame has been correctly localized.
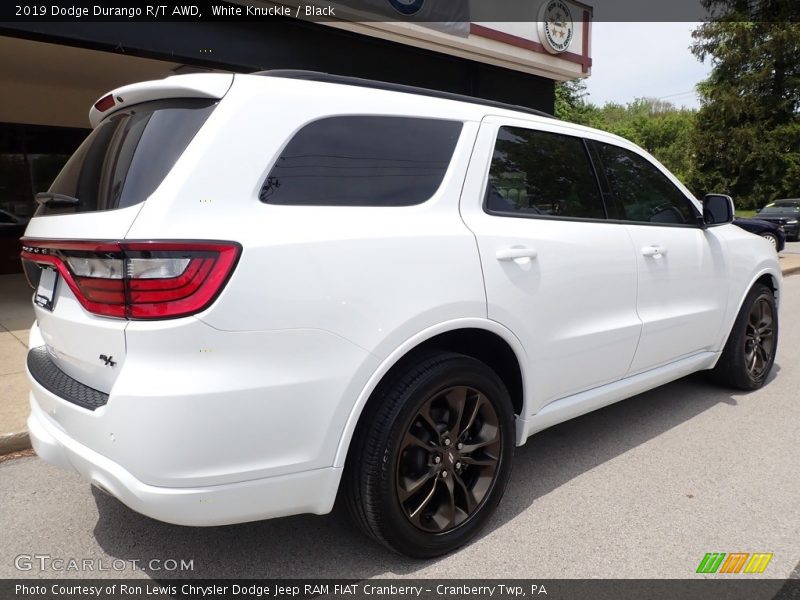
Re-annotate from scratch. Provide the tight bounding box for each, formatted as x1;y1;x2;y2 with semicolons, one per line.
755;199;800;241
0;209;27;274
734;216;786;252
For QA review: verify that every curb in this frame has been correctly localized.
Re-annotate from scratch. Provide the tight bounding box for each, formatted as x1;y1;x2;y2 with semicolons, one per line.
0;432;31;455
782;264;800;277
1;259;800;457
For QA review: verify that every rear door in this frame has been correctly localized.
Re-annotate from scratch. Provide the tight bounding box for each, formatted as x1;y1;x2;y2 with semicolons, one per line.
460;116;642;414
585;139;729;374
23;96;219;393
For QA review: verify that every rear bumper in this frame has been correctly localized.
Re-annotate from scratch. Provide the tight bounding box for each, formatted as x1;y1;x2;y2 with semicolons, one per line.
25;316;380;525
28;398;341;526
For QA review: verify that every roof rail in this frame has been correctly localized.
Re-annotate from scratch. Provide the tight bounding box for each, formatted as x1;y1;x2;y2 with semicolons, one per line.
254;69;556;120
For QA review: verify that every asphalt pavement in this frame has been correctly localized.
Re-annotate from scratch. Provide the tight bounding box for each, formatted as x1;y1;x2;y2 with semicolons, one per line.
1;276;799;580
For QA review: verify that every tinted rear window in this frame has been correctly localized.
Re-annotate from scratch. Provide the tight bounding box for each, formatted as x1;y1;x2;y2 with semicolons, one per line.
259;116;462;206
37;98;216;216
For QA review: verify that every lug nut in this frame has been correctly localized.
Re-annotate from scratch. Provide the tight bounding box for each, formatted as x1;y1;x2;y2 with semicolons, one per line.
444;438;451;446
455;461;462;469
441;470;448;478
457;442;463;450
433;456;441;464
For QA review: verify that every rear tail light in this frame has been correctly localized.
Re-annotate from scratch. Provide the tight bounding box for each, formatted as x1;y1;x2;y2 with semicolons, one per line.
93;94;116;113
20;240;240;319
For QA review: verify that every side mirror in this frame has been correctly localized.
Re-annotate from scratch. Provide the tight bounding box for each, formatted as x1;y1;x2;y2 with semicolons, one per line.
703;194;735;226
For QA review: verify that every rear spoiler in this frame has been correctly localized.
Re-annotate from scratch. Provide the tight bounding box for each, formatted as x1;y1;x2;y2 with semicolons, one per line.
89;73;234;128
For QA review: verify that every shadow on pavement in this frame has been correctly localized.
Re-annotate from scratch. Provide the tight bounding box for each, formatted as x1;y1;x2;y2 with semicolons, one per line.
90;366;780;578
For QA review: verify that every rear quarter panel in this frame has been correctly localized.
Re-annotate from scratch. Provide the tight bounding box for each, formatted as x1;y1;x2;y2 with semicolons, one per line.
124;76;488;359
120;77;490;479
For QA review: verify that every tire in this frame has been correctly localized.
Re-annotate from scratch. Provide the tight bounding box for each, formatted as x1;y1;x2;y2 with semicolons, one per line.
709;283;778;390
343;352;515;558
760;233;778;250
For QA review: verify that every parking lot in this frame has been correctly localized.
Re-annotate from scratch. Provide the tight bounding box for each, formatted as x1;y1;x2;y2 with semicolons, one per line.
1;264;798;581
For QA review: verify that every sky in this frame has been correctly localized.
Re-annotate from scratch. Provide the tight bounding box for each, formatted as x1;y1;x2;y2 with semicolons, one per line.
583;22;713;109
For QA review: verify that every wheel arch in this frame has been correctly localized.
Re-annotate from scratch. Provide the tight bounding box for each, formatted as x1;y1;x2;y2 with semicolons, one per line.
746;270;781;311
333;319;528;468
714;267;782;361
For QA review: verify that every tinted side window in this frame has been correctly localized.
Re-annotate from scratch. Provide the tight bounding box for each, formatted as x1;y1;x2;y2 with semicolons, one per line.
260;116;462;206
485;127;605;220
590;141;697;225
39;99;216;216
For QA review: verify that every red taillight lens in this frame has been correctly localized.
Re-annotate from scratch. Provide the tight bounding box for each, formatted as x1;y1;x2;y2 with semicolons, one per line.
93;94;115;112
20;240;240;320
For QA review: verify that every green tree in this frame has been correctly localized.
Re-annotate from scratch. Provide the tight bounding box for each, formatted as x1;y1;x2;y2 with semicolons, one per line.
690;2;800;208
555;84;696;184
554;78;586;120
614;99;696;183
554;79;603;127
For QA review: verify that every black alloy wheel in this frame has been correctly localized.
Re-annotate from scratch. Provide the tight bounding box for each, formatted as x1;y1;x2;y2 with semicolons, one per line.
396;385;501;533
744;294;776;380
344;352;514;558
709;283;778;390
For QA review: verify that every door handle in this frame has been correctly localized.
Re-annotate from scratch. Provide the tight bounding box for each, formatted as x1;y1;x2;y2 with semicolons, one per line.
641;245;667;257
496;247;538;261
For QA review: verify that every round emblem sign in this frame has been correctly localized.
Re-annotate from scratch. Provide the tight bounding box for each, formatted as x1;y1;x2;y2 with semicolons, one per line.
537;0;574;54
388;0;425;16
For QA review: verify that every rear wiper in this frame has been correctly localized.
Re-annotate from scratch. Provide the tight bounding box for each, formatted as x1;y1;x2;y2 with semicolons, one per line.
35;192;80;207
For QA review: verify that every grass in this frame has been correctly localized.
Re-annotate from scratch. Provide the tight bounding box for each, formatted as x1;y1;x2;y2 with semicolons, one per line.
735;209;758;218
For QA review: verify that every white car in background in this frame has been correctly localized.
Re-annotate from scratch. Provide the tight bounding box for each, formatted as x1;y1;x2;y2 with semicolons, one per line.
22;71;781;558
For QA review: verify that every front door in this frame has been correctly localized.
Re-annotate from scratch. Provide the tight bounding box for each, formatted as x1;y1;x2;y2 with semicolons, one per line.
585;139;729;374
459;117;642;415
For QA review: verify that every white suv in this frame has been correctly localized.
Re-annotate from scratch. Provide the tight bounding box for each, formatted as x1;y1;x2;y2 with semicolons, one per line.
22;71;781;558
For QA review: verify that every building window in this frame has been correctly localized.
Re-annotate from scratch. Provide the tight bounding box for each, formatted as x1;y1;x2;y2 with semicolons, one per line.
0;122;88;220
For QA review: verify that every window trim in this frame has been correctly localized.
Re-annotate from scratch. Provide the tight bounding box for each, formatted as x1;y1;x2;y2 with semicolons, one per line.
483;209;703;229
